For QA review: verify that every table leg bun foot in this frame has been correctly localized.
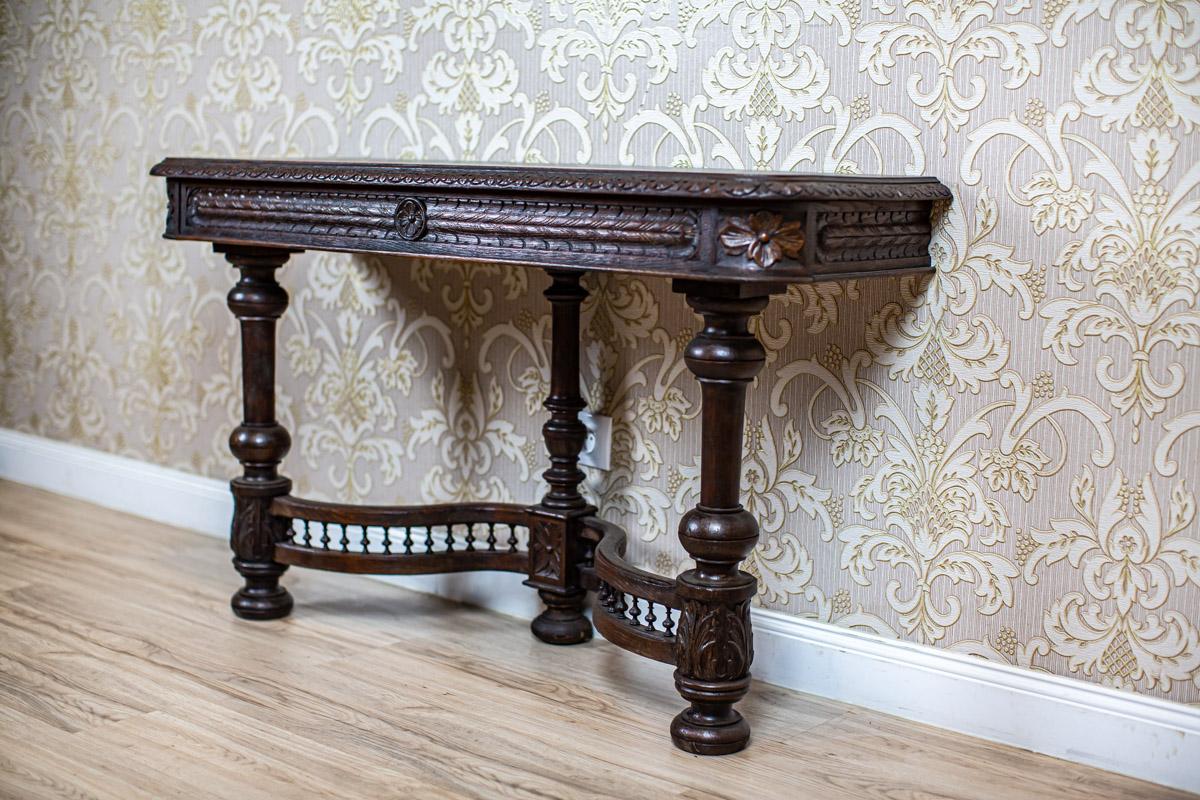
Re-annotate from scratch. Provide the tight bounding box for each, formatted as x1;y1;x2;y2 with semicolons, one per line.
531;589;593;645
670;705;750;756
231;559;293;620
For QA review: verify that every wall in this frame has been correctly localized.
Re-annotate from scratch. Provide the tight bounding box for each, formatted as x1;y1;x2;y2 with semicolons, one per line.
1;0;1198;705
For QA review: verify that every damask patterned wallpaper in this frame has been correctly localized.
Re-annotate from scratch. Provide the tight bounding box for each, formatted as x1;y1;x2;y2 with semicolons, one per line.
1;0;1198;704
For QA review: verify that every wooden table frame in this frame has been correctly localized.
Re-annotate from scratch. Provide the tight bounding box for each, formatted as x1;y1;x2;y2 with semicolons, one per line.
152;159;950;755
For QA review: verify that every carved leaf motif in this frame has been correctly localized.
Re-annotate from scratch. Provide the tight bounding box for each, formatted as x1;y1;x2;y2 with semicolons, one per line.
720;211;805;268
232;495;288;562
675;598;753;681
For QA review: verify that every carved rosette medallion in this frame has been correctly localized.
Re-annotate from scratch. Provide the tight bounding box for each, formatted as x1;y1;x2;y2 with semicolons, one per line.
528;519;563;581
393;197;428;241
719;211;805;268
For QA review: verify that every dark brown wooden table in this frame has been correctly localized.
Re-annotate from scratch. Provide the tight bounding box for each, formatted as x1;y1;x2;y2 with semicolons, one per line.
152;159;950;755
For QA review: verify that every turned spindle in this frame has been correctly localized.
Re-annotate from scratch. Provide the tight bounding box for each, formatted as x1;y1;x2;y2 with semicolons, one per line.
669;280;777;755
527;270;595;645
220;244;299;620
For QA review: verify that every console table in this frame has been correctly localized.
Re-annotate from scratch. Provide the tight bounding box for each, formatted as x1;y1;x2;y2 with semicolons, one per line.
151;159;950;755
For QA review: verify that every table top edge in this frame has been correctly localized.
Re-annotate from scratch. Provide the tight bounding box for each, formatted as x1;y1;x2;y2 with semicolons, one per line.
150;158;953;203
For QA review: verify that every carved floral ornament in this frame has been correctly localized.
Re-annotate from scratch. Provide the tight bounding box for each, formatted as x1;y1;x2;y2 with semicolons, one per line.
393;197;428;241
719;211;805;268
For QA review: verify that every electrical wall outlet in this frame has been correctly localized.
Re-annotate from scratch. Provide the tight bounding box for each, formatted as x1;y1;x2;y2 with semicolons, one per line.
577;410;612;471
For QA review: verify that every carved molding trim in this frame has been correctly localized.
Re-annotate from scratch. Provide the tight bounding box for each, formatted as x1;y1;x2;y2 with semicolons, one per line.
185;187;700;259
426;197;698;257
815;208;932;264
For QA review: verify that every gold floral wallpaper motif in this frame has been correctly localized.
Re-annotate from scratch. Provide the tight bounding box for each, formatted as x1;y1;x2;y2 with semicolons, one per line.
1;0;1198;704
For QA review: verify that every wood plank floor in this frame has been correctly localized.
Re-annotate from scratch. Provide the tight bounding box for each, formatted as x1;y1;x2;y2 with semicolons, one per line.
0;480;1189;800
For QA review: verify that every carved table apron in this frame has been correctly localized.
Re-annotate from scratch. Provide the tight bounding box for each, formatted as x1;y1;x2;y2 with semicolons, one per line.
152;159;950;755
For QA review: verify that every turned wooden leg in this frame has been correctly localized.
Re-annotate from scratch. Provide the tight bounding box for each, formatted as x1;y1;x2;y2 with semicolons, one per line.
527;270;595;645
669;280;775;755
220;245;299;621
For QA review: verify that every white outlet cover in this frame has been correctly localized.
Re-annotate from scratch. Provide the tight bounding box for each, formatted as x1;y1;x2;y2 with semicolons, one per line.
578;411;612;471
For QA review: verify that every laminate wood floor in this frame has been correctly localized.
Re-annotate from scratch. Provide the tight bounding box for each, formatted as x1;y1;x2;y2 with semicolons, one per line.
0;480;1189;800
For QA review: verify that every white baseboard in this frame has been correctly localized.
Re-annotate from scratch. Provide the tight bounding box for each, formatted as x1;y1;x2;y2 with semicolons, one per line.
1;427;1196;793
0;429;234;536
751;609;1200;793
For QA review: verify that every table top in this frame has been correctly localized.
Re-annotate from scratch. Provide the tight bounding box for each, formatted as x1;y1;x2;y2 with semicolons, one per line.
152;158;951;285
